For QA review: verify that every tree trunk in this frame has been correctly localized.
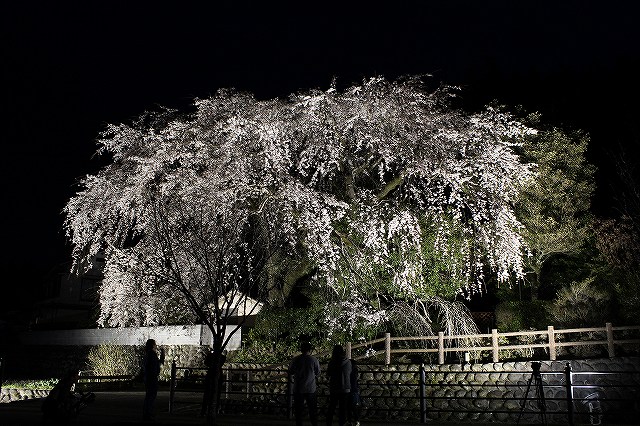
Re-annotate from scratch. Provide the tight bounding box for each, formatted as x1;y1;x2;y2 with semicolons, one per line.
206;352;224;425
529;264;541;301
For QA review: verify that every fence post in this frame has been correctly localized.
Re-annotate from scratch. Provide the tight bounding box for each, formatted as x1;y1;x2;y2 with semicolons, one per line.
0;357;4;394
346;342;351;359
491;329;499;363
437;332;444;365
385;333;391;365
548;326;557;361
287;370;293;419
169;360;177;414
606;322;615;357
565;362;574;426
223;369;228;400
419;363;427;423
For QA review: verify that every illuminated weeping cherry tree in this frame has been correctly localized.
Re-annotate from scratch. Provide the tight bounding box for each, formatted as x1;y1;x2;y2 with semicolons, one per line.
65;76;535;372
284;78;535;339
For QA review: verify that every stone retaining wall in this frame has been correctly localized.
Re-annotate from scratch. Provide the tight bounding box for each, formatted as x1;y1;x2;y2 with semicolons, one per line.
216;357;640;423
0;388;49;403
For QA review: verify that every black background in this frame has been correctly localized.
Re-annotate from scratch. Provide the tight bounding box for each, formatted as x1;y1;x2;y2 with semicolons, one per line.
2;1;639;312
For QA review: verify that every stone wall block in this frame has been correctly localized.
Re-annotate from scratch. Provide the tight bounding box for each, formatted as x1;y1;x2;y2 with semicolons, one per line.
456;391;473;409
467;411;482;421
545;400;560;412
9;389;19;400
503;372;516;382
374;372;386;380
545;374;564;386
498;372;511;381
400;372;415;382
432;372;446;382
502;361;516;371
439;410;452;420
433;388;446;398
474;372;490;382
473;395;488;409
514;361;528;370
368;388;383;398
622;359;640;371
478;411;494;422
384;398;396;409
480;363;493;372
362;372;374;381
578;360;596;371
488;396;504;411
476;387;489;398
400;389;416;398
452;410;467;421
495;411;509;421
488;388;503;399
504;398;521;410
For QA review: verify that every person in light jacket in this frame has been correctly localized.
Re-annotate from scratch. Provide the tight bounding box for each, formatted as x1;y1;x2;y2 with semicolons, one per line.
326;345;351;426
289;342;321;426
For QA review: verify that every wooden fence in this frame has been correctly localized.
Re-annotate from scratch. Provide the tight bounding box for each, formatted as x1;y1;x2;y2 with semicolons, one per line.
346;322;640;365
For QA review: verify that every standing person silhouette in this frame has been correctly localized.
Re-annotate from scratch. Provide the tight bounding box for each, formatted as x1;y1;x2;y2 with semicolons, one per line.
289;342;321;426
142;338;165;422
326;345;351;426
347;358;361;426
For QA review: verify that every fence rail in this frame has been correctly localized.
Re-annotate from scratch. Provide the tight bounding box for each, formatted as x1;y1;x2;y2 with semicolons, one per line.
346;322;640;365
75;372;135;391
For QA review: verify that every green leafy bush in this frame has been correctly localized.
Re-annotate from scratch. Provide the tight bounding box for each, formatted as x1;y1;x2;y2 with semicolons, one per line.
495;300;550;332
86;344;140;376
551;277;610;327
230;305;327;363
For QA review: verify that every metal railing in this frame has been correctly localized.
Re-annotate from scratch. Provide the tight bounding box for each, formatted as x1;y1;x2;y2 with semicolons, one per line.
76;371;135;391
168;360;640;424
168;363;289;414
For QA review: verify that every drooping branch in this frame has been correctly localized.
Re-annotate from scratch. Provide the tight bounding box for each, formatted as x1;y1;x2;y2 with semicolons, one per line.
376;173;405;201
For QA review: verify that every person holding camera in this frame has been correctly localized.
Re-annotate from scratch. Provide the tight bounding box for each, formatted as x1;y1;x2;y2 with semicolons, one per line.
143;338;165;421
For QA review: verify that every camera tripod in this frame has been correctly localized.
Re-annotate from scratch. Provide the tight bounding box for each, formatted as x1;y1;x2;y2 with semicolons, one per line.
517;361;547;426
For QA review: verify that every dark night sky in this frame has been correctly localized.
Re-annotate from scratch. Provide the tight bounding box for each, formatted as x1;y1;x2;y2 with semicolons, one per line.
2;1;639;313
